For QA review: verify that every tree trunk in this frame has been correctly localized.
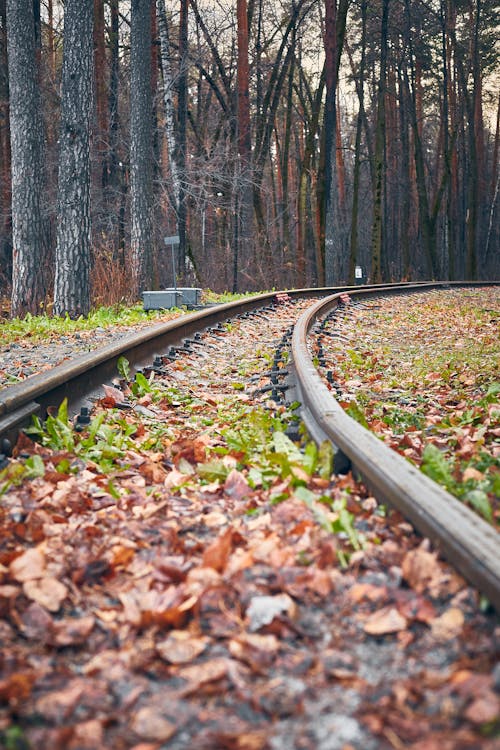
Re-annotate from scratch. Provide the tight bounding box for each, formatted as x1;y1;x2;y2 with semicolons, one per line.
53;0;94;317
6;0;46;316
370;0;389;284
157;0;181;213
0;0;12;285
347;0;367;284
177;0;188;275
107;0;122;260
130;0;154;295
322;0;349;285
236;0;253;289
93;0;108;193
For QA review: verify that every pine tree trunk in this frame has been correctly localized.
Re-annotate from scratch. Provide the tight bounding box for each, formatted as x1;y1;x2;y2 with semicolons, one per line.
157;0;180;213
347;0;367;284
323;0;349;285
370;0;389;284
177;0;188;275
0;0;12;283
6;0;46;316
236;0;253;289
130;0;154;295
53;0;94;317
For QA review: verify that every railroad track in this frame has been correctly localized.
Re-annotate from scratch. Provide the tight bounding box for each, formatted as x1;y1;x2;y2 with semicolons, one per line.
1;280;498;611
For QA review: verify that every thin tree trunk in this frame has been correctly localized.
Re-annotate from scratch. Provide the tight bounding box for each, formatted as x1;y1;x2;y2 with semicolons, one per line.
130;0;154;295
0;0;12;282
370;0;389;283
348;0;367;284
236;0;254;289
53;0;94;317
323;0;349;285
7;0;46;316
177;0;188;274
157;0;180;213
107;0;122;259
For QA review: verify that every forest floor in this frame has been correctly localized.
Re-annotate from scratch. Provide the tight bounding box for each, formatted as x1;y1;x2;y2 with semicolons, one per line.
0;291;499;750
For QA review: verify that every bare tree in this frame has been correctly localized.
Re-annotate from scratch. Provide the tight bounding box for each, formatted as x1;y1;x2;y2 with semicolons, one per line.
6;0;46;316
130;0;154;295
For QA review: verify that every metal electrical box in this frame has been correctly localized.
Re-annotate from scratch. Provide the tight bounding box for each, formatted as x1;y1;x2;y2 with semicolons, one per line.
164;287;202;306
143;291;183;310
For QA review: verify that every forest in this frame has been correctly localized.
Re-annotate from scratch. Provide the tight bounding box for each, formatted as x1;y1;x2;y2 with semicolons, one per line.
0;0;498;318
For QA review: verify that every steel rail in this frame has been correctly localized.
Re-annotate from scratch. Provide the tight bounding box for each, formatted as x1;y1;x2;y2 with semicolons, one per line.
0;282;435;447
291;282;500;611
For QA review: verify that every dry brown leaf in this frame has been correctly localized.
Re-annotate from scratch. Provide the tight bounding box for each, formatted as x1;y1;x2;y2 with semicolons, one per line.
23;577;68;612
9;547;45;582
363;606;408;635
229;633;279;670
156;631;208;664
430;607;464;641
461;466;484;482
464;693;500;724
401;546;442;593
131;707;177;742
224;468;251;501
70;719;104;749
51;615;95;646
202;526;236;572
177;657;229;694
35;682;85;722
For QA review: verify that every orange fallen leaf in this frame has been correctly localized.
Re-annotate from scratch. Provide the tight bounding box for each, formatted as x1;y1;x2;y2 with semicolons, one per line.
202;527;236;572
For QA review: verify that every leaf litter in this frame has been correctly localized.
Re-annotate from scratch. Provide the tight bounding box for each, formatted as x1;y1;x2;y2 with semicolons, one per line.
318;287;500;525
0;295;498;749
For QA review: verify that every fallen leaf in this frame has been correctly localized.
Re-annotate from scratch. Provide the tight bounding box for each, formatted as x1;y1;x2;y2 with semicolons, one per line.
462;466;484;482
401;546;442;593
177;657;229;694
131;707;177;742
229;633;279;670
464;693;500;724
224;468;251;501
35;682;85;722
0;672;37;704
246;593;296;632
430;607;464;641
51;615;96;646
23;577;68;612
70;719;104;749
9;547;45;582
363;606;408;635
202;527;236;572
156;631;208;664
102;384;126;405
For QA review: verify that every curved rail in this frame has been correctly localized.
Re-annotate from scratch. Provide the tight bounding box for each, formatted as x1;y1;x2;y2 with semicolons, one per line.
0;282;439;447
291;283;500;611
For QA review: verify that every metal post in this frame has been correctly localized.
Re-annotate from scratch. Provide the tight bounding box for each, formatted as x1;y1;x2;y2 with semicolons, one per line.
171;243;177;295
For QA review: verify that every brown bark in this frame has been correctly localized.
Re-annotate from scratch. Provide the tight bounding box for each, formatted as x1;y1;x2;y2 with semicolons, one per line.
235;0;253;290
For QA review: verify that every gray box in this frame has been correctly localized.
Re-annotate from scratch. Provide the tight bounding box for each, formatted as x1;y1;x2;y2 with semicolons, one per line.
164;287;202;306
143;290;183;310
